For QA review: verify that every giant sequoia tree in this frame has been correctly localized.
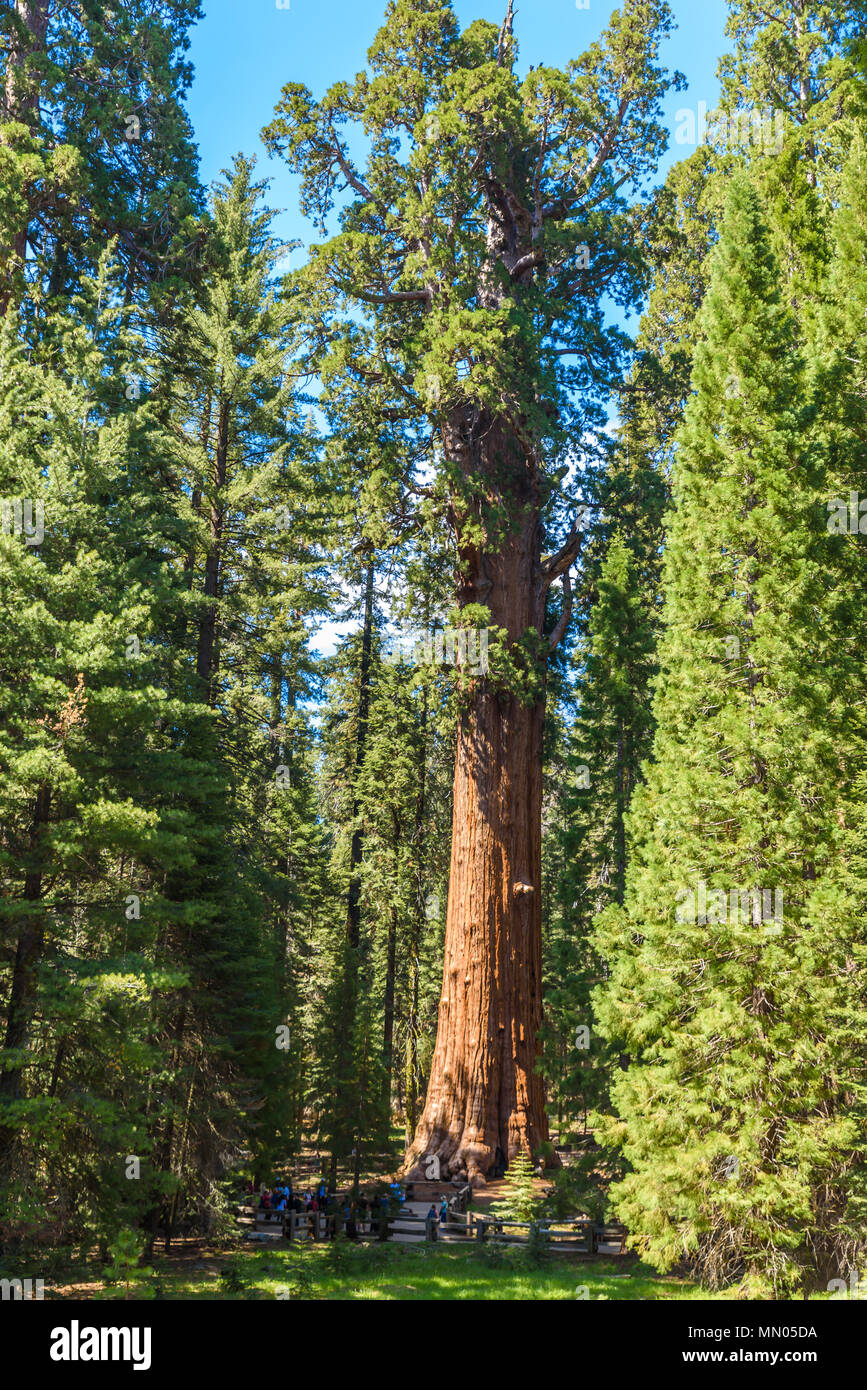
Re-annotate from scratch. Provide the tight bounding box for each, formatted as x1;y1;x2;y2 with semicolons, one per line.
265;0;680;1180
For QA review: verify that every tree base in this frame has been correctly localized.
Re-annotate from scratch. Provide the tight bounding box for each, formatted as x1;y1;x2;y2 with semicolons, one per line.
403;1127;560;1186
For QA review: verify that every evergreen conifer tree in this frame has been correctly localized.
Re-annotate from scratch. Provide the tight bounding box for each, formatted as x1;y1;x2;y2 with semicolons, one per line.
594;174;867;1295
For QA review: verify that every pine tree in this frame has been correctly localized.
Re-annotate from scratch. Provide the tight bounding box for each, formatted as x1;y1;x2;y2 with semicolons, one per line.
490;1148;539;1224
0;256;195;1247
718;0;867;184
0;0;204;317
139;154;322;1225
593;174;867;1295
544;534;656;1141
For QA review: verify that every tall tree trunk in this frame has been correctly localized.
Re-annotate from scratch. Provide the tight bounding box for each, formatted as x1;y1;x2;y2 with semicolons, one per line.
146;395;227;1240
195;398;229;702
404;674;429;1143
328;555;375;1185
346;555;374;947
2;1;48;121
383;900;397;1092
405;412;554;1184
1;0;50;314
0;781;51;1183
404;986;419;1146
142;1003;188;1259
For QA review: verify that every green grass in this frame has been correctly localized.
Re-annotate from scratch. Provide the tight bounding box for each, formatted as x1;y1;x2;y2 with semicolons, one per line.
35;1240;849;1301
96;1242;732;1301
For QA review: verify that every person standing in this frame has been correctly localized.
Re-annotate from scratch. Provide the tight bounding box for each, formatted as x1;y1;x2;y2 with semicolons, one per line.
378;1193;390;1242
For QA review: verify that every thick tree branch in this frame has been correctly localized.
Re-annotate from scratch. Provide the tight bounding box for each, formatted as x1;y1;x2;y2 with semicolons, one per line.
510;249;545;279
573;95;631;187
497;0;516;67
347;286;430;306
328;124;375;203
547;568;573;653
541;525;585;587
538;499;608;598
541;94;631;220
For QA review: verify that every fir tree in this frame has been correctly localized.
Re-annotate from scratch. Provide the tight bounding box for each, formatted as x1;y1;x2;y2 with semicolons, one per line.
544;534;656;1140
594;174;867;1295
0;0;204;316
490;1148;539;1224
0;256;195;1245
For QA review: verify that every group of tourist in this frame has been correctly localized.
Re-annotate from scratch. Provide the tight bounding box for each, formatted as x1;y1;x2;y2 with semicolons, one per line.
425;1197;450;1240
251;1178;329;1215
244;1177;451;1241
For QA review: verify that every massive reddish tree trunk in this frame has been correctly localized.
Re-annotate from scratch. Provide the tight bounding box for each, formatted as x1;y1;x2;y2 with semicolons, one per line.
405;411;555;1184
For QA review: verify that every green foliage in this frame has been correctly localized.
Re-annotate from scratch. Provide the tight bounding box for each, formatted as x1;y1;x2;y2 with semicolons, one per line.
593;173;867;1296
521;1220;553;1270
491;1149;539;1224
4;0;867;1307
545;1149;612;1225
97;1230;157;1301
218;1257;257;1299
0;0;204;313
274;1252;317;1302
543;534;657;1137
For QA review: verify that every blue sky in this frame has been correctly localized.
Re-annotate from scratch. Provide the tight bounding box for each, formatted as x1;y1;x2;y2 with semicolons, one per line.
186;0;730;251
183;1;731;654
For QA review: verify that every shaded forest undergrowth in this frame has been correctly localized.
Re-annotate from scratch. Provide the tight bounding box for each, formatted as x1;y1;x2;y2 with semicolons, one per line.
38;1241;730;1302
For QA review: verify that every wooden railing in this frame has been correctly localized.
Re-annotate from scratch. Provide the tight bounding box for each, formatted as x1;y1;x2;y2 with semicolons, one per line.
474;1216;626;1254
244;1200;625;1255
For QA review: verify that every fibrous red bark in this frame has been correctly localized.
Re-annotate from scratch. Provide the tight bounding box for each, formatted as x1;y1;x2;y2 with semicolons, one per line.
405;412;558;1184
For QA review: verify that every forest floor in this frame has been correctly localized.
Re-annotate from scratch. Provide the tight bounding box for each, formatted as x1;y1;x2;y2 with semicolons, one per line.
43;1239;734;1301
